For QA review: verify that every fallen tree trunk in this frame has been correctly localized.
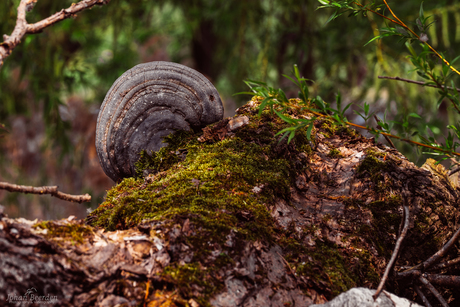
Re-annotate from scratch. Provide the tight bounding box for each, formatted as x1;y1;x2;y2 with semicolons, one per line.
0;98;459;306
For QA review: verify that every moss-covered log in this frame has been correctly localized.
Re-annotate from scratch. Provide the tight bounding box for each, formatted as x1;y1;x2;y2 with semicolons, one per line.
1;98;459;306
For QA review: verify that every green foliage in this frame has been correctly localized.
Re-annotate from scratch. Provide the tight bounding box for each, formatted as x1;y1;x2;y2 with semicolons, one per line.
237;1;460;167
315;0;460;164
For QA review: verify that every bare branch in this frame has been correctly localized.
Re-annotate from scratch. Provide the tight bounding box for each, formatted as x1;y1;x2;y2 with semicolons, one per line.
429;256;460;271
422;225;460;270
418;275;450;307
373;203;410;300
0;181;91;203
0;0;110;67
414;285;432;307
378;75;460;92
448;166;460;177
425;274;460;287
396;269;421;279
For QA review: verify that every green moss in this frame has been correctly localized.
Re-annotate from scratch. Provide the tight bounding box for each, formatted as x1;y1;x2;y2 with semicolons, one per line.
86;99;398;303
356;149;389;191
357;156;385;179
328;148;342;158
33;221;93;245
295;241;356;297
88;135;294;241
161;262;222;306
316;118;339;138
135;130;197;177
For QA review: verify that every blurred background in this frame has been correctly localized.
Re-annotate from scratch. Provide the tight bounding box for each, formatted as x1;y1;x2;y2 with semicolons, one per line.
0;0;459;220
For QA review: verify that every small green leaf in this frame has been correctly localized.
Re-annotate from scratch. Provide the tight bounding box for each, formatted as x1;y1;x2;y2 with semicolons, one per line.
364;35;382;46
306;123;314;140
336;92;342;110
233;91;258;96
405;41;417;57
294;64;301;80
283;74;299;87
364;102;370;116
442;63;449;76
279;89;289;104
416;18;423;31
274;109;296;124
419;2;425;21
417;71;430;80
343;102;352;114
395;26;409;36
288;130;296;143
325;10;340;24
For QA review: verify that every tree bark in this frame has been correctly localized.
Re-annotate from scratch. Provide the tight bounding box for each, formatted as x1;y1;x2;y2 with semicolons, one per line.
1;99;459;306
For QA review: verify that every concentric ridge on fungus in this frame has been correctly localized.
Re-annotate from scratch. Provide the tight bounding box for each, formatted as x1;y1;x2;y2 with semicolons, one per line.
96;61;224;182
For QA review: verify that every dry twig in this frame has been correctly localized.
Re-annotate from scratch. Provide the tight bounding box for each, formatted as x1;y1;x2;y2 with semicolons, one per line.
0;0;110;67
0;181;91;203
430;256;460;271
418;275;450;307
373;203;410;300
414;285;432;307
395;224;460;305
422;226;460;270
424;274;460;287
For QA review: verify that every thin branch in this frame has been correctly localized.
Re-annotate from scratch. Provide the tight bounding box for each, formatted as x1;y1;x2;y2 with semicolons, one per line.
425;273;460;287
414;285;432;307
381;0;460;77
418;275;450;307
396;269;421;279
352;2;404;27
0;181;91;203
429;256;460;271
289;102;460;158
378;75;460;92
373;203;410;300
422;225;460;270
448;166;460;177
0;0;110;67
353;0;460;77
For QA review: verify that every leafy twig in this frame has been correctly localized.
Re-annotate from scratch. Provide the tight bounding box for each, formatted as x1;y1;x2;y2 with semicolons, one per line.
378;75;460;92
374;115;396;149
0;0;110;67
0;181;91;203
374;0;460;77
284;100;460;158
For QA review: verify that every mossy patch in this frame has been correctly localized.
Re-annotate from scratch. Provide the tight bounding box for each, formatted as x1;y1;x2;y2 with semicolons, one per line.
86;97;435;304
86;99;323;303
88;137;292;240
33;221;93;245
161;262;223;306
328;147;342;159
357;152;386;181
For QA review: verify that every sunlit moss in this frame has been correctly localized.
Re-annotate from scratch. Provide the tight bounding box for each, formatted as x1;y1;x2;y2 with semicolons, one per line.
84;98;430;303
33;221;93;245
